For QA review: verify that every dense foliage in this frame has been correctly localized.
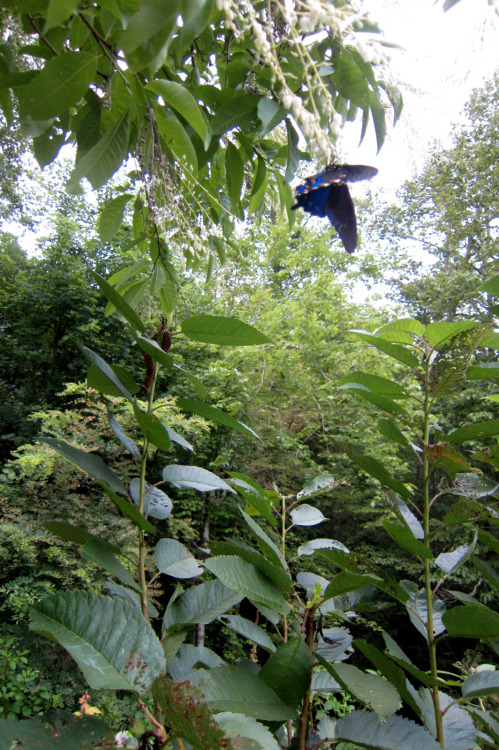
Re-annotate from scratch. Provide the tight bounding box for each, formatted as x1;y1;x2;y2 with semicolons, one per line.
0;1;498;749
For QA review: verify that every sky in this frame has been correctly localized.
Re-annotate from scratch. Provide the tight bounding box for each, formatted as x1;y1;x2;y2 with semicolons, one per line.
343;0;499;191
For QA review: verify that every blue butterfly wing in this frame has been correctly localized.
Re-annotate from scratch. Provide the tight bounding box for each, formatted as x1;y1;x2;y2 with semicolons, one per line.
318;164;378;185
324;183;357;254
292;164;376;252
291;183;357;252
291;186;330;217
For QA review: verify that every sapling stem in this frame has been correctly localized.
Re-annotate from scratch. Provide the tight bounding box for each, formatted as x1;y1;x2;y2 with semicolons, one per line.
423;352;444;747
138;361;160;621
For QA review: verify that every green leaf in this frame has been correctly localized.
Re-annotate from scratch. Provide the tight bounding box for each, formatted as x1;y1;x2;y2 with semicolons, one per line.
210;92;259;135
435;539;476;574
390;496;424;539
80;538;141;592
205;556;290;614
467;708;499;746
248;155;267;214
173;364;207;399
97;194;133;242
210;541;292;592
240;508;287;569
382;633;439;687
443;605;499;637
424;320;479;348
108;259;149;286
354;639;421;717
316;626;353;662
447;419;499;443
133;403;171;451
33;120;68;167
225;141;244;210
154;538;203;579
259;637;313;708
462;670;499;698
290;503;325;526
100;482;156;532
478;529;499;554
331;52;369;108
196;664;296;720
168;644;223;679
120;0;180;55
182;315;271;346
44;0;79;30
164;425;194;453
129;478;173;520
315;655;401;720
108;581;159;620
0;710;113;749
43;521;121;555
376;318;425;339
467;364;499;382
370;91;387;152
19;51;98;121
219;614;276;652
229;482;277;527
152;676;229;750
163;580;243;629
324;571;383;598
346;451;411;499
163;464;235;493
214;712;281;750
176;398;260;440
40;437;126;495
30;591;165;694
297;538;349;557
136;335;173;369
108;411;140;458
171;0;215;67
317;547;360;573
445;472;499;498
257;98;286;135
378;80;404;125
284;118;300;182
147;79;210;148
156;109;198;174
345;387;408;416
337;371;408;396
84;352;135;402
403;583;446;638
350;331;419;368
479;274;499;294
333;711;441;750
418;690;476;750
297;474;338;500
90;270;146;332
382;521;433;559
67;110;130;193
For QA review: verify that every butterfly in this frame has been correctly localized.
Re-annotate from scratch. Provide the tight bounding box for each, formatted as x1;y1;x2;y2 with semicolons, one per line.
291;164;378;253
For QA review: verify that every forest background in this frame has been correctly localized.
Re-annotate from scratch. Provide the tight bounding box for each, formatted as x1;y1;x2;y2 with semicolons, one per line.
0;1;498;749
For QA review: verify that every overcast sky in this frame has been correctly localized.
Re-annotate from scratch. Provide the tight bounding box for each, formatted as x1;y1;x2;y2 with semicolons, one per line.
343;0;499;190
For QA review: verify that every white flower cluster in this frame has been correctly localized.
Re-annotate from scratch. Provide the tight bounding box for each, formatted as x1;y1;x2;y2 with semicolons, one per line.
280;87;334;159
213;0;371;159
296;0;343;35
355;39;390;66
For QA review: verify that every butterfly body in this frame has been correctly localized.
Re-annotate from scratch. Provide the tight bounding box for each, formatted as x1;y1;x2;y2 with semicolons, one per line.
291;164;378;253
